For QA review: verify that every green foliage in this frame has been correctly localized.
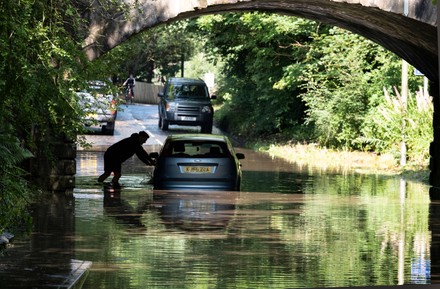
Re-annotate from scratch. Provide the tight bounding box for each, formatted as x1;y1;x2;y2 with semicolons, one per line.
0;0;90;141
297;27;405;149
105;21;196;82
362;86;433;163
0;132;35;232
298;26;430;161
189;12;431;166
0;0;107;230
189;13;316;138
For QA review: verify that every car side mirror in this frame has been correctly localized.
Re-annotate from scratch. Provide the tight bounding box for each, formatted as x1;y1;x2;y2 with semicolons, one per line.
236;153;245;160
158;92;164;97
150;152;159;159
211;94;217;100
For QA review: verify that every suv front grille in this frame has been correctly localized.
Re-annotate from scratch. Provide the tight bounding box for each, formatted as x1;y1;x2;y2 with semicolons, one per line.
177;105;200;117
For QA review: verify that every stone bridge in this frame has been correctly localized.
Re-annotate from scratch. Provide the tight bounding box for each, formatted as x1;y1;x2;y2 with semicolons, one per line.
83;0;438;80
78;0;440;196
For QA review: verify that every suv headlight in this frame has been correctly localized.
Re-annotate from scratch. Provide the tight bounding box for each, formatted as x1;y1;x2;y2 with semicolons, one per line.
201;106;212;113
166;103;177;112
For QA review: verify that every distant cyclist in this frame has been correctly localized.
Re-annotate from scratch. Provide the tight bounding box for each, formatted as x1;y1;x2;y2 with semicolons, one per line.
123;74;136;103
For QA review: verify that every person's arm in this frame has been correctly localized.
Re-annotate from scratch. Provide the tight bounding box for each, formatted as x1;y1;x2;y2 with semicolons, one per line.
135;146;153;165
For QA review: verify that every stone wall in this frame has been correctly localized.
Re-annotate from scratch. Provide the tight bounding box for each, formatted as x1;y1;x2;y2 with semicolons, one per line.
30;137;76;192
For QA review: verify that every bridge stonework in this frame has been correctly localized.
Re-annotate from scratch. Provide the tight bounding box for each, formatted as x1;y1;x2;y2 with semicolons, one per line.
78;0;440;195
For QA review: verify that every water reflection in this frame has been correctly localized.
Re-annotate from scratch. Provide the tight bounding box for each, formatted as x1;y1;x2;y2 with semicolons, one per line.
72;174;432;288
103;188;150;232
429;200;440;282
102;188;239;233
1;150;435;288
153;190;238;232
0;194;91;289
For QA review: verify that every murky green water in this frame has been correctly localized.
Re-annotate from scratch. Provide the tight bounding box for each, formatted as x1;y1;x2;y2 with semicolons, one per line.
70;151;433;289
0;150;434;288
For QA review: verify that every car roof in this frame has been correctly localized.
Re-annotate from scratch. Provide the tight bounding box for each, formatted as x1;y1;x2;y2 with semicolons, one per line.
168;77;206;85
165;134;228;143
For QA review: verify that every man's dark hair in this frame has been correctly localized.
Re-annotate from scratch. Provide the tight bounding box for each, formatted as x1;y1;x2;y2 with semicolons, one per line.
139;131;149;138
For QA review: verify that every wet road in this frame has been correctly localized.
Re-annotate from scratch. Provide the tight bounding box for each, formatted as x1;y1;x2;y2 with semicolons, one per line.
78;103;224;151
76;103;229;187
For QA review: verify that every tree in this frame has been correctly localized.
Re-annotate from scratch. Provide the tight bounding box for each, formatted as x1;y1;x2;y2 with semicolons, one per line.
0;0;113;230
104;21;196;82
187;12;430;164
296;27;403;149
188;13;318;138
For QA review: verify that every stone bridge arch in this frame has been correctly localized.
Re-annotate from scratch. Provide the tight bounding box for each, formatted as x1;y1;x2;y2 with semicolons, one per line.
78;0;440;195
82;0;437;80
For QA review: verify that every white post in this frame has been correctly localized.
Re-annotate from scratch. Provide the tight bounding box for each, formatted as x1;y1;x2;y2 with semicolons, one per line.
400;59;408;166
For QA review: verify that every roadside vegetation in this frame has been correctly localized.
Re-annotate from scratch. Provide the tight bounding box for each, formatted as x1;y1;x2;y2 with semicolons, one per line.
0;1;123;234
183;13;433;182
0;3;434;234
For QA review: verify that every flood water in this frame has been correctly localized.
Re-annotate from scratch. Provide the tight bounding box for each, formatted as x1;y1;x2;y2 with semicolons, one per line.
2;148;439;289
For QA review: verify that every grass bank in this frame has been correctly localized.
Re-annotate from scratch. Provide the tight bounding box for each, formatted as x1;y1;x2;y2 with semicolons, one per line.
256;142;430;185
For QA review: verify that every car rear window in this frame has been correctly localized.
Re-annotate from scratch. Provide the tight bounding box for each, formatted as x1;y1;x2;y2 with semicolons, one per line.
161;141;231;158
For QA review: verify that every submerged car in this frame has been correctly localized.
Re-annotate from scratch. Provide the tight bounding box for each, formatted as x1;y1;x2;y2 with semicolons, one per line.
152;134;245;191
77;80;118;135
157;77;216;133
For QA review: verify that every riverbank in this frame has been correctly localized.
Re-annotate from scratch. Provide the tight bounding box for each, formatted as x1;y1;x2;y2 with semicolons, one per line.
258;142;430;184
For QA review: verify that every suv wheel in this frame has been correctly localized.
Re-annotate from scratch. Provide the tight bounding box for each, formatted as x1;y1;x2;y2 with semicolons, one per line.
201;122;212;134
102;122;115;135
160;117;169;131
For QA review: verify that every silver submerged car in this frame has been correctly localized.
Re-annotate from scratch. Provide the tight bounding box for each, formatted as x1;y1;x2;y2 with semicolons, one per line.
152;134;245;191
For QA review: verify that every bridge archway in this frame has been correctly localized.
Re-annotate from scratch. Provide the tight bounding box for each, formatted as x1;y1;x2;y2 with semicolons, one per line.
82;0;437;80
78;0;440;194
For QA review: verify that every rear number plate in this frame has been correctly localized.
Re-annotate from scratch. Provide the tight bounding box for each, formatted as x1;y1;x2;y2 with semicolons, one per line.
183;166;213;173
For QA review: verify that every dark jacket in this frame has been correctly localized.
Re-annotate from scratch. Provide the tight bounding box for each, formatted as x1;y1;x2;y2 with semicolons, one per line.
105;133;152;165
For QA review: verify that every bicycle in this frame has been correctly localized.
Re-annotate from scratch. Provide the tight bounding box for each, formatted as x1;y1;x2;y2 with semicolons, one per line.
125;85;134;105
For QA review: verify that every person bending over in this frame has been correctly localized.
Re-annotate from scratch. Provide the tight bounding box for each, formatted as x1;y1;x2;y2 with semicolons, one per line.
98;131;154;187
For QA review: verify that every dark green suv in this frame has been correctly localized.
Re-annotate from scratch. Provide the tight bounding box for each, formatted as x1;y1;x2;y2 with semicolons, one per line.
158;77;216;133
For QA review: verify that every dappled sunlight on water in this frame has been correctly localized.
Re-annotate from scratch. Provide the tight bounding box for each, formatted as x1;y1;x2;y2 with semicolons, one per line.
0;150;434;289
73;151;435;288
72;171;431;288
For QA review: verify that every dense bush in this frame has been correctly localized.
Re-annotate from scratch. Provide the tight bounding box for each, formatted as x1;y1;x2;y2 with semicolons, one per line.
188;13;431;165
0;0;100;231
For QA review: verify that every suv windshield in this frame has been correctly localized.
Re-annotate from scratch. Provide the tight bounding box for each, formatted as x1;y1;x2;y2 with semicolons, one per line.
167;83;208;100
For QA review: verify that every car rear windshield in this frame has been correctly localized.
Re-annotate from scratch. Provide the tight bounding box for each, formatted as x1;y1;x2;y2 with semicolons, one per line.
167;84;208;100
161;141;231;158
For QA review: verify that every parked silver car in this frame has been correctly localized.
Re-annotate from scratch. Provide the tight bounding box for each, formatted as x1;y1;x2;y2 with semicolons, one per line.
152;134;245;191
77;80;118;135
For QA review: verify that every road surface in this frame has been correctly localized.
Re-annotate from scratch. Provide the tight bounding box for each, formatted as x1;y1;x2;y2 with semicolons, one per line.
77;103;223;152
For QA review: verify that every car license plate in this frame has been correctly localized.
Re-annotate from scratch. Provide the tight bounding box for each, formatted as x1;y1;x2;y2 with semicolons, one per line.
183;166;213;173
180;116;196;121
